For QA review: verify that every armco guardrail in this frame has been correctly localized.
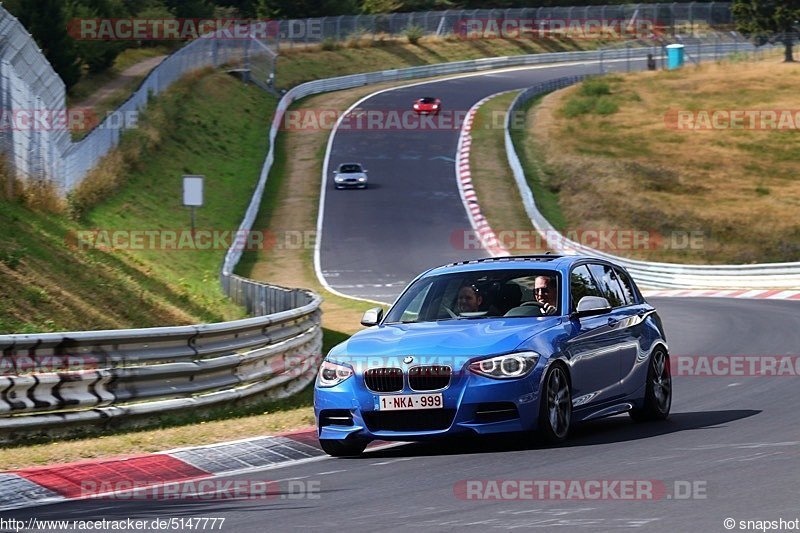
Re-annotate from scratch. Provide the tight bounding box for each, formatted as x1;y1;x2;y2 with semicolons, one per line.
0;284;322;434
504;73;800;290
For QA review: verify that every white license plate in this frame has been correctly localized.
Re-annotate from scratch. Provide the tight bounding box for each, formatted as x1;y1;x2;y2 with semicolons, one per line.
377;393;443;411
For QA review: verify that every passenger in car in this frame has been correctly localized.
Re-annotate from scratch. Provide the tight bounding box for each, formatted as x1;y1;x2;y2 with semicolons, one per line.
456;284;483;313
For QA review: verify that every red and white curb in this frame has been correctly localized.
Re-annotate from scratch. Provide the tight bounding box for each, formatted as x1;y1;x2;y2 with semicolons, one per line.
0;428;394;511
642;289;800;300
0;430;321;511
455;92;512;257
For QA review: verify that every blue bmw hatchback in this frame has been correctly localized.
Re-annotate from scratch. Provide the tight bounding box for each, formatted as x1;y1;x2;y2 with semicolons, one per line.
314;255;672;457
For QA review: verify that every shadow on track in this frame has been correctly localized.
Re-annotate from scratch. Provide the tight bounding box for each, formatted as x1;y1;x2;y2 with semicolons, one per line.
0;490;345;520
358;409;761;459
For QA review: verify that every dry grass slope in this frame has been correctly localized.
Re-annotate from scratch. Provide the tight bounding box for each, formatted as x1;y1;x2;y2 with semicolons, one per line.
531;59;800;264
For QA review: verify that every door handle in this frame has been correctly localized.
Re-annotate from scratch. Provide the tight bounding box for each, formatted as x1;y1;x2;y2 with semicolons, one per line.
607;317;619;326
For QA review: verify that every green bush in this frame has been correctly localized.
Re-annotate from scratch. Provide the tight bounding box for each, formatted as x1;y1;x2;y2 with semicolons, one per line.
595;97;619;115
321;37;340;51
562;98;594;117
562;78;621;117
405;25;425;45
580;79;612;97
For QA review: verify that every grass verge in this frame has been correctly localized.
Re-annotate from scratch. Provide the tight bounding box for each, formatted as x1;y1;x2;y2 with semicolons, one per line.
275;35;601;89
0;70;277;333
469;91;546;254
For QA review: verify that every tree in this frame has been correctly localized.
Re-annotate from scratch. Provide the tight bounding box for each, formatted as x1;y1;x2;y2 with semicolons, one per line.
8;0;82;88
68;0;129;74
259;0;359;19
732;0;800;62
361;0;403;14
163;0;215;18
215;0;261;18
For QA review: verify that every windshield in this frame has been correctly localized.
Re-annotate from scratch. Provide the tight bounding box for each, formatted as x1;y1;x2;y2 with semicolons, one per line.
383;269;562;324
419;97;436;103
339;164;362;173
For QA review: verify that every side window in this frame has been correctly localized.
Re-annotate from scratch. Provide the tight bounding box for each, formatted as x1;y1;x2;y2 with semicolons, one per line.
570;265;603;311
614;267;638;305
587;263;627;308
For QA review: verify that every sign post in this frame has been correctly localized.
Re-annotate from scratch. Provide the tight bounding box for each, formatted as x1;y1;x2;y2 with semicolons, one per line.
182;175;204;233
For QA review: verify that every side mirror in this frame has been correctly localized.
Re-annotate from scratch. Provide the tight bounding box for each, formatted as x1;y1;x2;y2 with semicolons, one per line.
572;296;611;319
361;307;384;327
362;169;368;173
333;170;339;174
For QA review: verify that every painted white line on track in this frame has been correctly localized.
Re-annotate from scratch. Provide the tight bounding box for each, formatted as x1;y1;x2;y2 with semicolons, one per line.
370;457;414;466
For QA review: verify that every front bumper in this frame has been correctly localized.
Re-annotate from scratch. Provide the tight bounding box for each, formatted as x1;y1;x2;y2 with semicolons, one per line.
334;180;367;188
314;364;545;442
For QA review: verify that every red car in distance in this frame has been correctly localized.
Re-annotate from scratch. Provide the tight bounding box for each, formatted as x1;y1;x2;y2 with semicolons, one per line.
413;96;441;115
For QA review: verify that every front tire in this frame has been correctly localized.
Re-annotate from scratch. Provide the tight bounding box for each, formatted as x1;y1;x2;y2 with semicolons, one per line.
319;438;369;457
538;363;572;444
630;348;671;422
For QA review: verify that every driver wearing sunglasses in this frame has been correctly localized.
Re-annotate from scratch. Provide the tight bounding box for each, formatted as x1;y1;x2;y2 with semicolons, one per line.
534;275;558;316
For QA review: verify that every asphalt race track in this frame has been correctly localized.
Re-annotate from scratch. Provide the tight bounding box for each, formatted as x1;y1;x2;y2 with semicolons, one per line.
319;59;648;303
4;59;799;531
3;298;799;531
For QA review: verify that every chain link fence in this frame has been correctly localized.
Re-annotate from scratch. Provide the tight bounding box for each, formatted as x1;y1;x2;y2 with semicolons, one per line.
0;7;277;192
64;32;276;191
0;9;69;188
273;3;734;48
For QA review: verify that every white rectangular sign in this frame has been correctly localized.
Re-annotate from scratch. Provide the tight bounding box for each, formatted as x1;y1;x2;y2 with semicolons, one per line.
183;175;204;207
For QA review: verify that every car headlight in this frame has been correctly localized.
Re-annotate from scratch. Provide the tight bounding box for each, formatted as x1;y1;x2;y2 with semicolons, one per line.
358;177;366;182
468;351;539;379
317;360;353;387
432;104;439;109
413;104;420;109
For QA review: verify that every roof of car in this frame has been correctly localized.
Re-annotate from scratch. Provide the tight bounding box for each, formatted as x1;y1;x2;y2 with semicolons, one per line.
423;254;613;276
